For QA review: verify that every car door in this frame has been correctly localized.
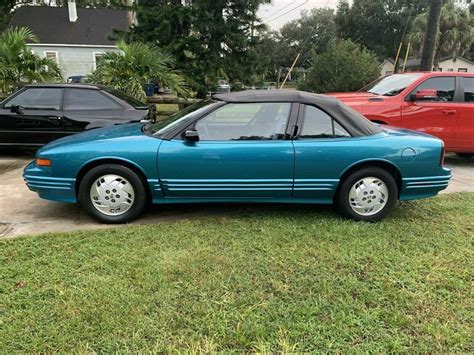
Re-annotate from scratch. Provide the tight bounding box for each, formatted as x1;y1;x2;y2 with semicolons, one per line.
292;104;353;202
157;102;296;199
0;87;64;146
401;76;459;149
62;88;125;134
452;77;474;152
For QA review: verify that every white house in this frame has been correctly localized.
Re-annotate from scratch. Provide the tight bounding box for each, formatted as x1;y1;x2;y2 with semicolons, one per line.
453;0;472;9
380;56;474;77
9;1;130;80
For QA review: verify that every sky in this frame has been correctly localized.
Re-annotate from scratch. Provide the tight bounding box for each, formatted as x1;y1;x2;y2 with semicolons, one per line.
258;0;342;30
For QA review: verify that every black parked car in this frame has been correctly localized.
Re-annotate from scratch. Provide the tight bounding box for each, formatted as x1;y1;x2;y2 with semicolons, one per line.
0;84;155;147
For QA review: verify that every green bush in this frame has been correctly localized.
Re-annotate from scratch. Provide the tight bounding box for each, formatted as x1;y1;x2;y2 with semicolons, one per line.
299;39;380;93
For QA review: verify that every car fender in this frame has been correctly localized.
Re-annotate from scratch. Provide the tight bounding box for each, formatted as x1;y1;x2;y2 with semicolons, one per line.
339;157;402;181
77;155;149;180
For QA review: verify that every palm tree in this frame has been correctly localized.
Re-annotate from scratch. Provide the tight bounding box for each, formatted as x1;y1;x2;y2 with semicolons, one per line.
0;27;62;93
412;2;473;68
89;41;189;101
419;0;442;71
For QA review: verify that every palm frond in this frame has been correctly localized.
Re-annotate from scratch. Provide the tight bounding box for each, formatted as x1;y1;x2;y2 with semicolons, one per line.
88;40;189;101
0;27;61;93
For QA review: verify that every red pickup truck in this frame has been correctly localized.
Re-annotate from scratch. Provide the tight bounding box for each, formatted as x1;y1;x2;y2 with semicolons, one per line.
327;72;474;156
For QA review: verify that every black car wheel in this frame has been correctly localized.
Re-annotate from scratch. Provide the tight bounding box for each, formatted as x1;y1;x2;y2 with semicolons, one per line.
337;167;398;222
78;164;147;224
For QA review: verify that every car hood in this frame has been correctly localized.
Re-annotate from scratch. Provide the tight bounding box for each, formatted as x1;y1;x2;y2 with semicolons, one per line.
326;92;378;99
38;123;147;152
325;92;383;113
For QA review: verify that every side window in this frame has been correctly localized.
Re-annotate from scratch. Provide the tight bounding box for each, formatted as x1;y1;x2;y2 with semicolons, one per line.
194;102;291;141
462;77;474;103
65;89;121;110
411;77;455;102
300;105;351;139
4;88;62;110
93;52;105;70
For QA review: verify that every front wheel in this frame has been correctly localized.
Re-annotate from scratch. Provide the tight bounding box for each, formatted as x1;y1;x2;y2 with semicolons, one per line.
337;167;398;222
78;164;147;224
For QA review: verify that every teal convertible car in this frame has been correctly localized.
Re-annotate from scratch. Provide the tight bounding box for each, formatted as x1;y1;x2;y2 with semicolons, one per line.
24;90;451;223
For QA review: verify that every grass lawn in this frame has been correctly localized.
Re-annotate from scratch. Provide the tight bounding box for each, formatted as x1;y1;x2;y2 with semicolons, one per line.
1;193;473;352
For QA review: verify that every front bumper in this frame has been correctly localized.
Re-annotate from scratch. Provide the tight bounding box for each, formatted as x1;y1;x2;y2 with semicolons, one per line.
399;167;452;201
23;161;77;203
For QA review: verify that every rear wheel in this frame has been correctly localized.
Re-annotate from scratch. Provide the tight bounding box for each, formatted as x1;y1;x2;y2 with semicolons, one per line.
456;153;473;158
78;164;147;224
337;167;398;222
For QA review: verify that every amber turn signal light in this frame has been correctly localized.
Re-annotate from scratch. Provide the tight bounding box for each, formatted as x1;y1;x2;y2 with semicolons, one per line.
36;158;51;167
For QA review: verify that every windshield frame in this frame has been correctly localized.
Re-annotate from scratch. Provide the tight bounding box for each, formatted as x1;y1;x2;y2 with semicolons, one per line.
360;73;423;97
144;99;223;139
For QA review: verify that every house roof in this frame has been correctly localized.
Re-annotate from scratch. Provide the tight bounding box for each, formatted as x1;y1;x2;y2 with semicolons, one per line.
213;90;382;137
384;56;474;68
9;6;128;46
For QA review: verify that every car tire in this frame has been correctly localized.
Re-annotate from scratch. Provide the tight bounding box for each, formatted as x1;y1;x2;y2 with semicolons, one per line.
78;164;147;224
456;153;473;158
337;167;398;222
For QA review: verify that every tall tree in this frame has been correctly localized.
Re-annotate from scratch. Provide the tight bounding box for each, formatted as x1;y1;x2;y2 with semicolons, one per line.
335;0;429;59
128;0;270;97
249;30;287;84
278;8;336;68
412;1;473;66
420;0;443;71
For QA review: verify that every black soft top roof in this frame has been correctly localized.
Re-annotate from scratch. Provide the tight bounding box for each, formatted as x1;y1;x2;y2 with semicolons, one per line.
214;90;382;137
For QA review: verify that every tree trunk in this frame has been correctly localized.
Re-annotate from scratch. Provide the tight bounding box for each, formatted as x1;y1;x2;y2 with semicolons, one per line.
420;0;442;71
124;0;134;27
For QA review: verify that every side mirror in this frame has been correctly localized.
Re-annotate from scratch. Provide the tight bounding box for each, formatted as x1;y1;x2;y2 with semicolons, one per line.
412;89;438;101
10;105;24;115
182;129;199;142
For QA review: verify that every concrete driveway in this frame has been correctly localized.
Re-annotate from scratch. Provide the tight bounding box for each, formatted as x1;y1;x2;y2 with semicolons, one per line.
1;150;473;238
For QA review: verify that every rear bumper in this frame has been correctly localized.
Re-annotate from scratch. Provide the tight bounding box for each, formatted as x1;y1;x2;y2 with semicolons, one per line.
399;167;452;201
23;161;77;203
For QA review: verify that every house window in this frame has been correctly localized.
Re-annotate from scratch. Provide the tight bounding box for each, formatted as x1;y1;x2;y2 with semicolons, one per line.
385;71;393;75
93;52;105;70
447;68;454;72
44;51;59;64
458;68;468;72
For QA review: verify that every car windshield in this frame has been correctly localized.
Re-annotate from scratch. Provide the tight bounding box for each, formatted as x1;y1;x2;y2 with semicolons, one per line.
144;99;217;137
103;88;147;107
360;73;423;96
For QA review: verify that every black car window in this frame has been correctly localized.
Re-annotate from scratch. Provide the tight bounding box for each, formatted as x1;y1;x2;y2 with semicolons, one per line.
194;102;291;141
65;89;121;110
463;77;474;103
104;88;147;108
300;105;351;139
410;77;456;102
4;88;62;110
